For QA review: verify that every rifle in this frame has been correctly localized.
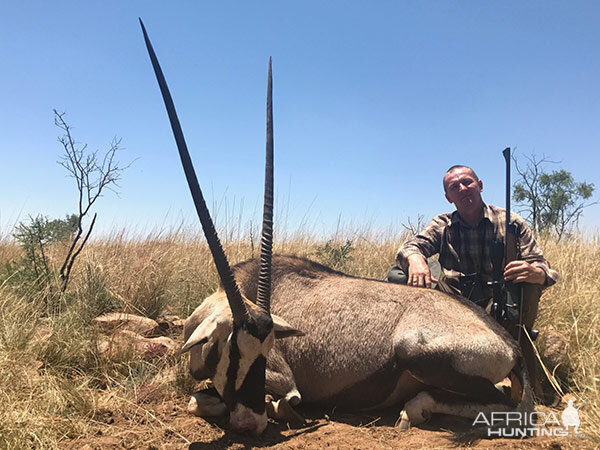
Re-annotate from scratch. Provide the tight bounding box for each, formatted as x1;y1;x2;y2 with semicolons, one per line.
489;148;520;326
490;147;544;397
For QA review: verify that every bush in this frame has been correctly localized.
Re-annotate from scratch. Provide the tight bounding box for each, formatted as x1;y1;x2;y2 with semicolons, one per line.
315;239;355;271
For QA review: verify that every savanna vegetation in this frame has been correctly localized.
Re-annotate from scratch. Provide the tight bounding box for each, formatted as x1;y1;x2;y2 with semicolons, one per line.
0;223;597;448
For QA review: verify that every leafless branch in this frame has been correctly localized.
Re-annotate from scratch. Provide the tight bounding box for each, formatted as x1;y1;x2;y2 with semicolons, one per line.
53;110;130;292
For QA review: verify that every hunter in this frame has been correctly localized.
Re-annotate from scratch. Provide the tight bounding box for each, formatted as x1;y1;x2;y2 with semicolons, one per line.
387;164;559;398
388;165;558;298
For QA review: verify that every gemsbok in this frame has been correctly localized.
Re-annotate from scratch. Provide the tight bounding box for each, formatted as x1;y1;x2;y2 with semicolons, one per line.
140;20;533;437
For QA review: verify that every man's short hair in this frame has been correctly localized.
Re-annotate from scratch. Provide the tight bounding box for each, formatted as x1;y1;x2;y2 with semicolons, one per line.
443;165;479;192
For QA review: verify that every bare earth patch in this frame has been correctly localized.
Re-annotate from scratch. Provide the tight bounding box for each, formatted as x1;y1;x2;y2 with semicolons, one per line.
62;394;591;450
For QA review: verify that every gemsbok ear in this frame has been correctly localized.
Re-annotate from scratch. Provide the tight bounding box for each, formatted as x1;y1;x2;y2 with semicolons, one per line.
272;314;304;339
181;313;226;353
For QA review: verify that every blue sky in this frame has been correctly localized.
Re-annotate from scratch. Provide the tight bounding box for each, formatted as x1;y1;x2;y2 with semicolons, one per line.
1;1;599;238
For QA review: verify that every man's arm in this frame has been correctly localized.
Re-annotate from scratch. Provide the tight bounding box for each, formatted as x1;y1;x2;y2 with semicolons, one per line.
503;260;546;284
396;215;447;288
503;213;559;287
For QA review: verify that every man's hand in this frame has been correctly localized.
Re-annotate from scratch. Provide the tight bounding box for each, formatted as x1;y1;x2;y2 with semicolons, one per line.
407;254;438;288
504;261;546;285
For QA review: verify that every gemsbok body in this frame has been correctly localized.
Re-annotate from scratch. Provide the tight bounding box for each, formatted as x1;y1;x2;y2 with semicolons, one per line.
222;255;533;430
141;21;533;436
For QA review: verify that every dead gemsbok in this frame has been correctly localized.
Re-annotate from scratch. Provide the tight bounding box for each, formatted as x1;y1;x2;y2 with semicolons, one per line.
141;21;533;437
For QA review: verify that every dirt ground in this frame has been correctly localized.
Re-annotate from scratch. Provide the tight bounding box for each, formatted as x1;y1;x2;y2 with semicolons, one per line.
63;390;593;450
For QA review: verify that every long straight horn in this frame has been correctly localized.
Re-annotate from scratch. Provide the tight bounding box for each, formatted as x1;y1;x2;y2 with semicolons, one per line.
139;19;248;324
256;58;273;314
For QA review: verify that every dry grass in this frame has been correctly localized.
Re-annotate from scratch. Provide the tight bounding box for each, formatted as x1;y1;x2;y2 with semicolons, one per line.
534;236;600;439
0;226;597;447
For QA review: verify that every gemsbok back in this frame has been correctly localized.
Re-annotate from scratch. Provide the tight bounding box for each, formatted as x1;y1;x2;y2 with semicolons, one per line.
140;21;533;437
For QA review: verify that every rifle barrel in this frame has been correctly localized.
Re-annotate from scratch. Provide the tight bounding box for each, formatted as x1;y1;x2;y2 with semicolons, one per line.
502;147;511;232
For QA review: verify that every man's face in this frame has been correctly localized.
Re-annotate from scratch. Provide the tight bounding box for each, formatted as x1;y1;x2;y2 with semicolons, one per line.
444;167;483;212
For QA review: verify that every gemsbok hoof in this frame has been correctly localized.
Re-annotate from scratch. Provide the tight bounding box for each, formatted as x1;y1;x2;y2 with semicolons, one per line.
396;410;412;431
266;395;306;424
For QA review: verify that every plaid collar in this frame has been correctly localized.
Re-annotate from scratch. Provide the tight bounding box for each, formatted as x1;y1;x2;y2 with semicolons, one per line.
450;203;492;229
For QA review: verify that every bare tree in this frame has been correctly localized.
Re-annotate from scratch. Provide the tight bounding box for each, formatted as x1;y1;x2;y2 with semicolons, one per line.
54;109;129;292
512;153;557;233
400;214;427;243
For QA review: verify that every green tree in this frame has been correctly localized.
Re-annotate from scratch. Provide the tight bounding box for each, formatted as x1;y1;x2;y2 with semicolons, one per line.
13;214;78;297
513;153;596;240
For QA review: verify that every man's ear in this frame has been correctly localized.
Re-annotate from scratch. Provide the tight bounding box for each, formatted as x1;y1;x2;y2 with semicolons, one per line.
272;314;304;339
478;180;483;192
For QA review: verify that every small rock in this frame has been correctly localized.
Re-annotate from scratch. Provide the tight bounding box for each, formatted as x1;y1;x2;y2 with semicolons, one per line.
92;312;161;337
98;329;178;361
